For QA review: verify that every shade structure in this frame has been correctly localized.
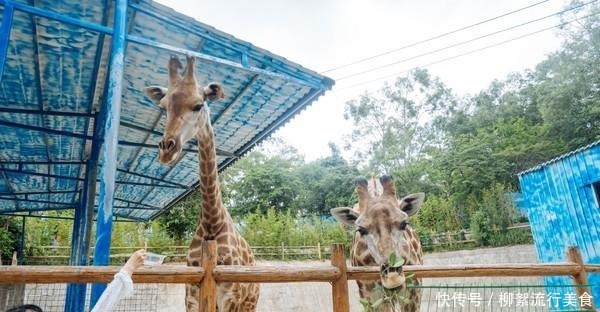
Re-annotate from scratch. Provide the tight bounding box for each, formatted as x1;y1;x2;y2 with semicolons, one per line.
0;0;334;221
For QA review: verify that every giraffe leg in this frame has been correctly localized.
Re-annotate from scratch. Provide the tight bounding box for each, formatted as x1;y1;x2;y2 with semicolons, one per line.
185;283;200;312
240;283;259;312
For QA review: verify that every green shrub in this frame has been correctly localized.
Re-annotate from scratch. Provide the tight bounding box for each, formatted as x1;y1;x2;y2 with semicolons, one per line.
470;210;492;246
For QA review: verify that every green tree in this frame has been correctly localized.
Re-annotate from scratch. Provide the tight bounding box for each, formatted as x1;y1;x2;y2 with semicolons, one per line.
157;192;199;244
296;143;359;215
0;216;20;262
343;68;457;174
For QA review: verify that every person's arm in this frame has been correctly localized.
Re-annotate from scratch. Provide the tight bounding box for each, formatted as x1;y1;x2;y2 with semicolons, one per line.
91;249;146;312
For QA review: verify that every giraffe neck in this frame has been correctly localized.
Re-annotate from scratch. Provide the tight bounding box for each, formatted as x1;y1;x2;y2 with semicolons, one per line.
195;120;227;237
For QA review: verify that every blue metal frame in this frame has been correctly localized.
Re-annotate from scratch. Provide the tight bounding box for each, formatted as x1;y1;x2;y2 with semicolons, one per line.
116;168;189;188
128;2;327;89
0;107;95;117
0;119;92;139
0;190;79;196
0;196;76;206
0;0;14;83
0;0;320;89
90;0;127;306
120;122;236;157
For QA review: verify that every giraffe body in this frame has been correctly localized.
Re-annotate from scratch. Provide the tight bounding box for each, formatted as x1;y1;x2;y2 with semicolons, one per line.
331;177;424;312
145;56;259;311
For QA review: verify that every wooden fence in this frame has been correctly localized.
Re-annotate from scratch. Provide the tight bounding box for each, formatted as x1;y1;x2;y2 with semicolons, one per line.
23;223;533;264
1;242;598;312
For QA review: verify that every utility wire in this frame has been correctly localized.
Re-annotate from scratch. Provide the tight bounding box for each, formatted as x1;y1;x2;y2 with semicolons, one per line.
320;0;551;73
337;10;600;91
336;0;597;81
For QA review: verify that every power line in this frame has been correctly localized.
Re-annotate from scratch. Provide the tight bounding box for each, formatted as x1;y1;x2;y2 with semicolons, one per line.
320;0;551;73
337;10;600;91
336;0;598;81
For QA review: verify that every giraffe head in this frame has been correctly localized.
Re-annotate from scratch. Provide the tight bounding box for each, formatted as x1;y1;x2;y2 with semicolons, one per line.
144;55;225;164
331;175;424;289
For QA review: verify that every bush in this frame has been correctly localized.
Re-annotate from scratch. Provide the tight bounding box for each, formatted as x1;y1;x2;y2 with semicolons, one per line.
0;217;20;262
489;228;533;246
470;210;492;246
238;208;352;258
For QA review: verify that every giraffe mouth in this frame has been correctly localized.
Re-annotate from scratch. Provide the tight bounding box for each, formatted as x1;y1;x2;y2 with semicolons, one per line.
381;270;406;289
158;148;181;164
380;263;406;289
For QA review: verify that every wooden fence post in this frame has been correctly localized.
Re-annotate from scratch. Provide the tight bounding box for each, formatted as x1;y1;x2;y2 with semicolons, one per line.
199;240;217;312
317;242;322;262
567;246;595;310
281;242;285;260
330;244;349;312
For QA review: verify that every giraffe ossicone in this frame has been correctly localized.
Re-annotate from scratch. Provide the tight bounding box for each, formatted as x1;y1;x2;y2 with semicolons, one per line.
145;55;259;312
331;176;425;312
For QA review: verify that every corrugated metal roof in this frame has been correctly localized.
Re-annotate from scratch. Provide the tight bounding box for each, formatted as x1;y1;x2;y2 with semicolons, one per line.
0;0;334;221
518;140;600;176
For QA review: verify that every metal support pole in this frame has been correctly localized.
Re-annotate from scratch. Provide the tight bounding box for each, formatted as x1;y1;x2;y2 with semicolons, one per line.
18;216;24;265
0;0;15;83
90;0;127;307
64;159;98;312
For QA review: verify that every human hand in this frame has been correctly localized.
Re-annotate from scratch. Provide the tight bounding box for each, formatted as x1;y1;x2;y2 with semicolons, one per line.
122;249;147;276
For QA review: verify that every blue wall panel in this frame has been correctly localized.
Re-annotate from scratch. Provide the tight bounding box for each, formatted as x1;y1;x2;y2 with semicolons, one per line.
519;141;600;310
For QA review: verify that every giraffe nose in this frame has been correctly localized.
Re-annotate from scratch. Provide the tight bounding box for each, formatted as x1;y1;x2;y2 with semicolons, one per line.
158;138;177;152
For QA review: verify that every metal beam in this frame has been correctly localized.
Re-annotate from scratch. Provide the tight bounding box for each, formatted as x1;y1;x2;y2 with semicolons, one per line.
0;160;85;165
116;168;188;188
118;140;197;153
127;34;319;89
0;0;15;83
128;3;325;89
0;0;113;34
0;167;185;188
0;119;92;139
91;0;127;306
0;206;73;213
0;107;94;117
65;3;110;304
0;0;322;89
0;190;79;196
110;196;160;210
0;168;84;181
0;119;233;157
219;88;323;171
0;213;140;222
119;122;237;157
0;196;75;206
211;74;258;125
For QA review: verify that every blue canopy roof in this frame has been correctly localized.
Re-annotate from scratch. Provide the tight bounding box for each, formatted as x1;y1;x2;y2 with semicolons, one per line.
0;0;334;221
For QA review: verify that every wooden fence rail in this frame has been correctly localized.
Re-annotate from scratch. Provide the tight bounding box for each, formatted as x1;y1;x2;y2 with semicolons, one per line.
1;242;597;311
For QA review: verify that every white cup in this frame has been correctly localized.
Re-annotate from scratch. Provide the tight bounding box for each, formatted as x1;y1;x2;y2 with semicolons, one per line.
144;252;166;266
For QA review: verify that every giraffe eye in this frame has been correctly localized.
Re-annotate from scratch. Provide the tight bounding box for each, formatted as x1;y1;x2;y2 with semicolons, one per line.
192;104;204;112
357;227;368;236
398;221;408;230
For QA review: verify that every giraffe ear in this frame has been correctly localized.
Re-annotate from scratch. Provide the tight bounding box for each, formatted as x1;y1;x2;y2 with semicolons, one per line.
330;207;359;227
398;193;425;217
203;83;225;101
144;86;168;108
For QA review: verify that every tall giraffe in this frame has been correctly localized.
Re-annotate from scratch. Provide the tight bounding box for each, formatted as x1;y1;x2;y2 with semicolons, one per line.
331;176;425;312
145;56;259;311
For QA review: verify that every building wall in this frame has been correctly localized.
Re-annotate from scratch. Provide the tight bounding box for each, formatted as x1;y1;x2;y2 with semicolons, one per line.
518;142;600;308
